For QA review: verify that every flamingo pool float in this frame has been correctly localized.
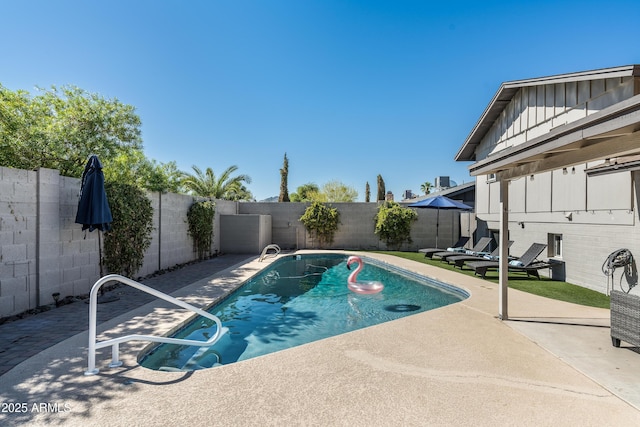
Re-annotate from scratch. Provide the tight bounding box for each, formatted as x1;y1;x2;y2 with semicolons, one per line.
346;256;384;294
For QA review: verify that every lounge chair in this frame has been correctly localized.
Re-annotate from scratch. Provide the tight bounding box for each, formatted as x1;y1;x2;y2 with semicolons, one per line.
432;237;493;262
418;236;470;259
466;243;550;279
447;241;514;269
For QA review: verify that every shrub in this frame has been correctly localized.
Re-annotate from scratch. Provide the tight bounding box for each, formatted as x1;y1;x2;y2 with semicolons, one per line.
187;199;215;259
299;201;340;248
374;201;417;250
103;182;154;277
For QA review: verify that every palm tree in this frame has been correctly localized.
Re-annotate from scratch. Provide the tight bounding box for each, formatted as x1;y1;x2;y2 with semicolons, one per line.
420;181;433;195
182;165;252;200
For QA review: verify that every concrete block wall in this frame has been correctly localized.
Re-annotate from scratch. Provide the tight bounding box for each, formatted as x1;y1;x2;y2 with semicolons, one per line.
58;173;100;299
1;166;467;318
213;199;237;254
238;202;462;252
138;191;198;277
158;192;196;270
220;215;272;253
0;167;38;316
238;202;307;250
0;167;214;318
501;221;640;294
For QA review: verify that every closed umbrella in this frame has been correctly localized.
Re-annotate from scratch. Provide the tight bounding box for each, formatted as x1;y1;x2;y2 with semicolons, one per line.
75;155;112;233
409;195;472;248
75;156;115;301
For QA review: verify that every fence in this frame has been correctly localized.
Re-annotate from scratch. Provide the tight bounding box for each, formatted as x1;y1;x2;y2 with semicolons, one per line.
0;166;464;318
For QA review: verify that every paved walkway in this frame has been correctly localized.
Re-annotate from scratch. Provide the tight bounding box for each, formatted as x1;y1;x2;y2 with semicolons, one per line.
0;254;252;377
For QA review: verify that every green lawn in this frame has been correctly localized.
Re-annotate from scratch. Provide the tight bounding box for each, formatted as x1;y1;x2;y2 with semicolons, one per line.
372;251;610;309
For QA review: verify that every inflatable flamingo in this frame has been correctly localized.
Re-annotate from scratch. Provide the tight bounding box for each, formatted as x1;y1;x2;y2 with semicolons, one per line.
346;256;384;294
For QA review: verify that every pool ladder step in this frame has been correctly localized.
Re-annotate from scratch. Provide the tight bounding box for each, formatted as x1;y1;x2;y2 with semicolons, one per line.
84;274;228;375
259;244;281;262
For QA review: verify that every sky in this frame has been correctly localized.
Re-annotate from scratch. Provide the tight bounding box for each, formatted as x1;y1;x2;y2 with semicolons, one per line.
2;0;639;201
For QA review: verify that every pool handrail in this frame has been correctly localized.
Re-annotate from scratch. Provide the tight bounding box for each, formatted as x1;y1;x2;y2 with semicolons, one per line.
258;244;281;262
85;274;228;376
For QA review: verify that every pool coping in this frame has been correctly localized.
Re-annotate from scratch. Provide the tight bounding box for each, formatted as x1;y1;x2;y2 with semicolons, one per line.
138;252;471;370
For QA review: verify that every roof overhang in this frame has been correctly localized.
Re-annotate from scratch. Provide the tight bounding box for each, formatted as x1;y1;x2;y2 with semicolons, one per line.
585;154;640;177
467;93;640;181
456;65;640;164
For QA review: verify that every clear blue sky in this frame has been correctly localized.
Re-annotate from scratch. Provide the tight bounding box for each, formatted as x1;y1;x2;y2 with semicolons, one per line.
2;0;639;201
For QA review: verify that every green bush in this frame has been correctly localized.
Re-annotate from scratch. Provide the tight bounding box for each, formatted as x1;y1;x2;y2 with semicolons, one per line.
374;201;418;250
299;201;340;248
103;182;154;277
187;199;215;259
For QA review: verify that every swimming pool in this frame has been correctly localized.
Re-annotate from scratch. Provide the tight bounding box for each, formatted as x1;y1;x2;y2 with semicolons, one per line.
140;254;468;371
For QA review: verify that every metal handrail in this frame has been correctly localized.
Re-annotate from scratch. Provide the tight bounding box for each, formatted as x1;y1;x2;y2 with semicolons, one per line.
258;244;281;262
84;274;227;375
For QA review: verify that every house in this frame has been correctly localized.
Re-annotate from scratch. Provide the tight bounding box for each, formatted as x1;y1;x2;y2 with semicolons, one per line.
455;65;640;317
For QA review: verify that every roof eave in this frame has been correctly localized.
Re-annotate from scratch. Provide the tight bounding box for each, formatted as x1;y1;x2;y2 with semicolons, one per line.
455;65;640;163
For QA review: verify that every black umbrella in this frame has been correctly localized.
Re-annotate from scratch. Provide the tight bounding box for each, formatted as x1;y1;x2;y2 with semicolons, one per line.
75;156;114;302
409;195;472;248
75;155;112;232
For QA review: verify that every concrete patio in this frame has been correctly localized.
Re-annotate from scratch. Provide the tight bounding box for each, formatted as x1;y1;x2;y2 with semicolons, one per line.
1;252;639;426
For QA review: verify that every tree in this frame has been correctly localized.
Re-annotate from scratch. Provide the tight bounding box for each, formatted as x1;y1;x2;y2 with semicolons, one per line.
290;183;320;202
365;182;371;202
279;153;290;202
182;165;252;200
321;180;358;202
0;84;142;177
420;181;433;195
145;160;184;193
103;150;183;193
376;174;386;201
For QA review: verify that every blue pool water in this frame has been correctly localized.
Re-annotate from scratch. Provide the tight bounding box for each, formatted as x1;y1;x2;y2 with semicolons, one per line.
140;254;468;371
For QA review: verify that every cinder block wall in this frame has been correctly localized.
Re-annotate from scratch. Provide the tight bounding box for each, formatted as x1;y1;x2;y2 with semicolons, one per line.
0;166;464;318
0;167;212;317
0;167;38;316
220;215;272;253
237;202;462;252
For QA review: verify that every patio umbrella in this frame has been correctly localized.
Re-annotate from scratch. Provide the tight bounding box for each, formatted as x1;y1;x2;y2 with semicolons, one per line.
409;195;472;248
75;155;112;233
75;155;113;292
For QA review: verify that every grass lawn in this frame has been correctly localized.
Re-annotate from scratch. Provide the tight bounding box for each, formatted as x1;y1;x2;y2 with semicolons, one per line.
373;251;610;309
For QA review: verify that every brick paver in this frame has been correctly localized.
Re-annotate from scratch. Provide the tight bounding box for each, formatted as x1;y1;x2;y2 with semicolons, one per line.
0;254;251;377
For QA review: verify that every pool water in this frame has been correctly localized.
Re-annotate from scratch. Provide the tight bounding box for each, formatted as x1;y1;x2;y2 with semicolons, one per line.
139;254;467;371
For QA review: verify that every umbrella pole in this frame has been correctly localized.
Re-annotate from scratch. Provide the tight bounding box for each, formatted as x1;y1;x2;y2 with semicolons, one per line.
436;208;440;248
98;230;104;277
98;231;104;297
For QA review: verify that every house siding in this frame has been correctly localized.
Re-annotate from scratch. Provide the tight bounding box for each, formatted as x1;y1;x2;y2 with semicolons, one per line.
473;73;639;294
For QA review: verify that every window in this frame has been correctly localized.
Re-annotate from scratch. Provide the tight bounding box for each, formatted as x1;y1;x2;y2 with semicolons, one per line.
548;233;562;258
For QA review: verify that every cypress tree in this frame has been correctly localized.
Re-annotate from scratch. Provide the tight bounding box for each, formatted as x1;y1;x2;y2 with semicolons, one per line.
279;153;290;202
376;175;386;201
